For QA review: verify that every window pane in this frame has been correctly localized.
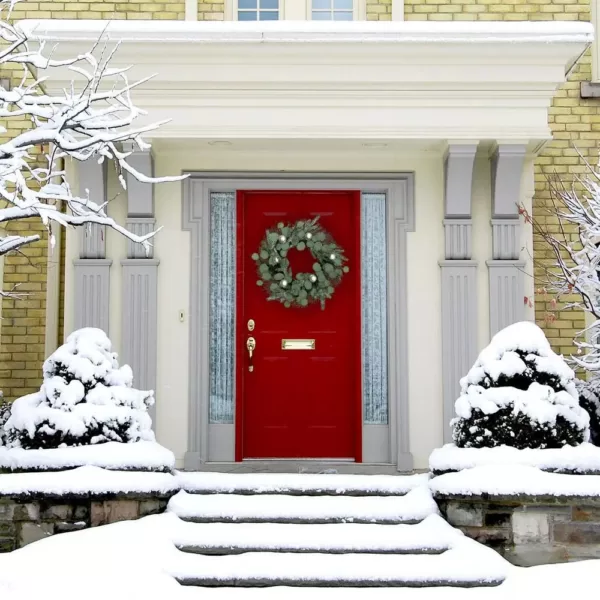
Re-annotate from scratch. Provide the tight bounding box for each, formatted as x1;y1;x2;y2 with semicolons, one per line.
313;0;331;9
260;0;278;9
333;0;352;9
259;10;279;19
239;0;257;9
312;10;332;19
362;192;388;425
333;10;353;19
238;10;257;19
209;192;236;425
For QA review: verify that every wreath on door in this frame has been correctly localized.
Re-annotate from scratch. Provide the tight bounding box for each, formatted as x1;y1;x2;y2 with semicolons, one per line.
252;217;349;309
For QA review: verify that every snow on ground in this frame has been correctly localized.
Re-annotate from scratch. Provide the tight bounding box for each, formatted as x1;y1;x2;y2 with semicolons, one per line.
430;442;600;473
177;471;429;495
0;465;179;496
0;510;595;600
169;487;438;523
0;441;175;472
431;464;600;497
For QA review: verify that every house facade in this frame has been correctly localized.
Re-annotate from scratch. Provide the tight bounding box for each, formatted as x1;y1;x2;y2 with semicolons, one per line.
0;0;596;471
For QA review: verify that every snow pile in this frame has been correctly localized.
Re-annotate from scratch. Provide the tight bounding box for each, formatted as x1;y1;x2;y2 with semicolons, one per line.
0;465;178;497
430;442;600;474
452;322;589;449
2;328;155;449
0;441;174;472
430;464;600;498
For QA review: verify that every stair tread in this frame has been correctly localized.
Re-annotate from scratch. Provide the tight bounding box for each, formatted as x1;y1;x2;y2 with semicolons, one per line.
170;544;507;587
177;471;428;496
168;487;438;524
173;514;456;554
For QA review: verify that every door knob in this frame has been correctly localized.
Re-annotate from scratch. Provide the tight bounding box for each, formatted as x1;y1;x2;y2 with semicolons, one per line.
246;336;256;372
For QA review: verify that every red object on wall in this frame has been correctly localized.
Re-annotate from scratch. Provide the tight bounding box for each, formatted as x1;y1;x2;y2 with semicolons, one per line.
236;190;362;461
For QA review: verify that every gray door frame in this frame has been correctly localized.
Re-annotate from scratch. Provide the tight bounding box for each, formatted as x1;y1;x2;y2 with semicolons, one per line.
182;172;415;472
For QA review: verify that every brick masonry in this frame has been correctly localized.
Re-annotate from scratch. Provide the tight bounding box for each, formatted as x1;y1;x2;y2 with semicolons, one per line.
0;493;170;552
437;495;600;566
0;1;594;392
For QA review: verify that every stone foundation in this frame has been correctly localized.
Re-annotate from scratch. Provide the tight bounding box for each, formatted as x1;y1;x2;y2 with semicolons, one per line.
0;494;171;552
436;495;600;566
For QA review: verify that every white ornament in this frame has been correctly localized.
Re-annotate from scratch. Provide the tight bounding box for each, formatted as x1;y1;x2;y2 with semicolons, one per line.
281;280;287;288
310;275;317;282
274;256;279;263
306;232;312;239
330;254;336;260
279;235;286;243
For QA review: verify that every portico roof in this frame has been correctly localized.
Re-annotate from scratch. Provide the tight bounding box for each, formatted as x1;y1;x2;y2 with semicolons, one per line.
19;20;593;146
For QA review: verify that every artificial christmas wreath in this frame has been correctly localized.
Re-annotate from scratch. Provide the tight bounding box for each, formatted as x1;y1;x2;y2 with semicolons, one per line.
252;217;349;309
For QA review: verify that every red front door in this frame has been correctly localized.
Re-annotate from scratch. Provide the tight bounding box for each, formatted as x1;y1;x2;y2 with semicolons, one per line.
236;190;362;460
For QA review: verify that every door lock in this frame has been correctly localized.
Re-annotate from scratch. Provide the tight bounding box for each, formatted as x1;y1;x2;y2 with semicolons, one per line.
246;336;256;372
247;319;255;332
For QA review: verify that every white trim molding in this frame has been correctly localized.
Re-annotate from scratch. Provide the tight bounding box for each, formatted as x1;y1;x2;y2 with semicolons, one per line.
20;21;591;145
182;173;414;472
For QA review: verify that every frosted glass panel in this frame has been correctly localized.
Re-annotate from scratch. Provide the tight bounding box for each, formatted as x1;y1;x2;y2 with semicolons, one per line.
209;192;236;424
362;192;388;425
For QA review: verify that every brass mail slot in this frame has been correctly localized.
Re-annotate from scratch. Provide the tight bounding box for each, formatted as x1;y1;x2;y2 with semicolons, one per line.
282;339;315;350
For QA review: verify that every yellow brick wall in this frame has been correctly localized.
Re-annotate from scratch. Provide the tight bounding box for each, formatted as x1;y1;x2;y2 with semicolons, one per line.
8;0;186;20
367;0;391;20
404;0;593;358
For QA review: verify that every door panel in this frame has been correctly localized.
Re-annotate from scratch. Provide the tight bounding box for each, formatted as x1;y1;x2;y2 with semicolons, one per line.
236;190;361;460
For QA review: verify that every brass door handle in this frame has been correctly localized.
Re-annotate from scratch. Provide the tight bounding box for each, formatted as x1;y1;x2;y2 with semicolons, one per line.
246;336;256;372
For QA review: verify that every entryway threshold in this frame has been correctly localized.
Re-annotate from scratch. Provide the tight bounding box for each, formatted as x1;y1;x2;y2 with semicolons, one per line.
181;462;414;475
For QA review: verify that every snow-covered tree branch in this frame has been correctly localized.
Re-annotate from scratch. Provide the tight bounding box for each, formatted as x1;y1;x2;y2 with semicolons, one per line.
524;161;600;374
0;0;185;290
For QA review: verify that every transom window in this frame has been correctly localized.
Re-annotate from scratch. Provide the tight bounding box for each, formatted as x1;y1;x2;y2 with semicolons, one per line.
238;0;279;21
312;0;353;20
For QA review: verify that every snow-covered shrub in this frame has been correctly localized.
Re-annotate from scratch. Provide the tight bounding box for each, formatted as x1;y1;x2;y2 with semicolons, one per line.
452;322;590;449
3;328;154;449
576;378;600;446
0;395;9;447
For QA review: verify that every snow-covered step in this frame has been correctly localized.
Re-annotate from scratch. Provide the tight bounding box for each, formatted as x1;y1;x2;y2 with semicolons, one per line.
177;471;428;496
168;487;438;524
173;514;455;555
169;541;507;588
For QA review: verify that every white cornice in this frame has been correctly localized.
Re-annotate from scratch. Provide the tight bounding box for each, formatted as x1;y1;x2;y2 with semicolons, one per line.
17;20;591;145
18;20;593;44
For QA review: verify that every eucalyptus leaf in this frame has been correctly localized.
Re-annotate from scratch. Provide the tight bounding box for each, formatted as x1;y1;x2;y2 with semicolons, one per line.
251;253;260;261
257;280;263;286
297;242;306;251
260;250;269;260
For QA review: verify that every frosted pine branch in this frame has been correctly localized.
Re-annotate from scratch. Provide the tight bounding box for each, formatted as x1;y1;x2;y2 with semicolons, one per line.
0;0;186;292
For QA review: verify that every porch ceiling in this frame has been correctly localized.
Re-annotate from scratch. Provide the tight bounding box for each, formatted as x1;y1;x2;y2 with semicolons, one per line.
20;20;592;146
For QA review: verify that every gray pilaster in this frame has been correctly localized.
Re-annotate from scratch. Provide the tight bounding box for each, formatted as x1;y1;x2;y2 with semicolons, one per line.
77;159;108;259
121;149;158;424
73;258;112;331
74;159;111;333
487;259;526;335
440;260;478;441
121;259;159;421
440;144;478;443
489;144;527;335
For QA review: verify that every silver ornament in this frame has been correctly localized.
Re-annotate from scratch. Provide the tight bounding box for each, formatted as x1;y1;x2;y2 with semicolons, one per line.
306;232;312;239
281;280;287;288
279;235;286;243
310;274;317;282
330;254;336;260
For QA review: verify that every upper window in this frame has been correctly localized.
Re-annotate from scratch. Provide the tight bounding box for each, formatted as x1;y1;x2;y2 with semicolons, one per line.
238;0;279;20
312;0;353;20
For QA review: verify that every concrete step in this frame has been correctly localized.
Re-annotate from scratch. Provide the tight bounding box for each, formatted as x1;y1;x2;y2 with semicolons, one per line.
168;487;438;525
177;471;428;496
169;544;507;588
173;515;455;555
